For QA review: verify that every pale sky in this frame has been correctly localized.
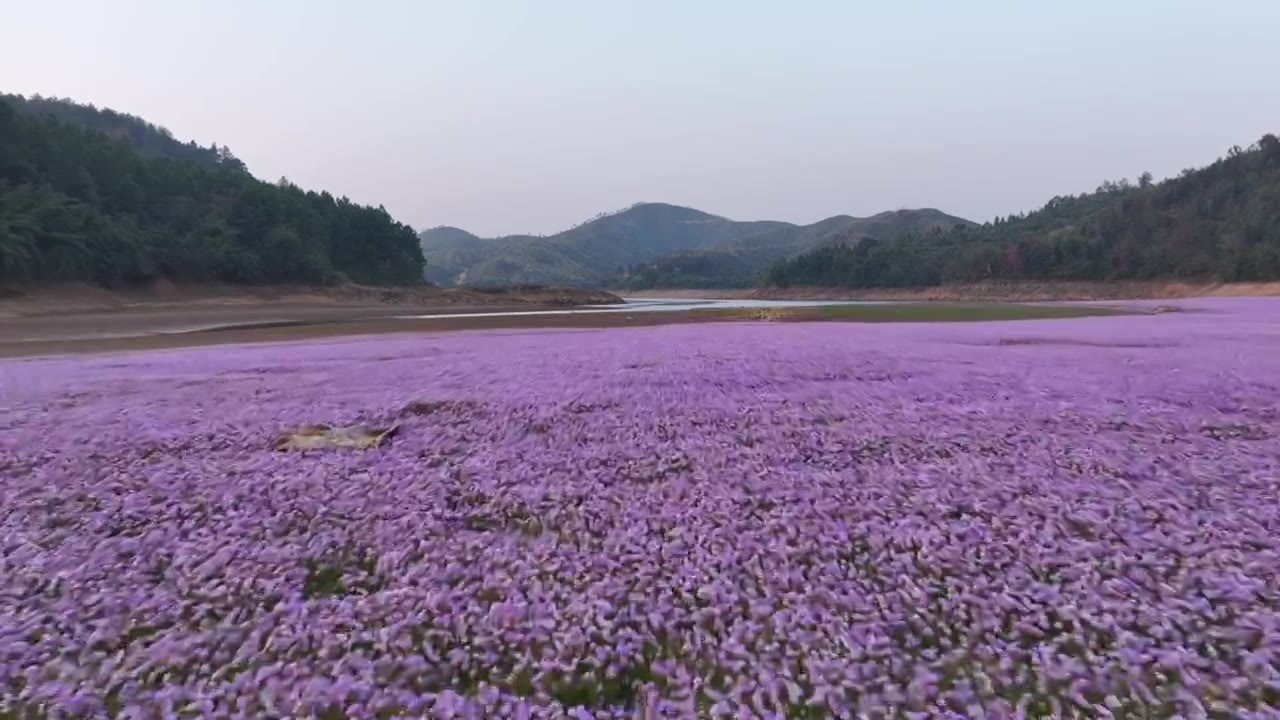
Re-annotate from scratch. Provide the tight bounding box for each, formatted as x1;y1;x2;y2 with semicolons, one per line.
3;1;1277;236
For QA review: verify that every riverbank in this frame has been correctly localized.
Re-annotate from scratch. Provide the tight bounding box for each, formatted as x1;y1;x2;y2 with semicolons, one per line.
620;280;1280;302
0;300;1134;359
0;282;621;357
0;308;731;358
0;281;621;318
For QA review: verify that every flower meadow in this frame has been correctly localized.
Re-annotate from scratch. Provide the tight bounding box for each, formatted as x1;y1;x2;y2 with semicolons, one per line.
3;298;1280;718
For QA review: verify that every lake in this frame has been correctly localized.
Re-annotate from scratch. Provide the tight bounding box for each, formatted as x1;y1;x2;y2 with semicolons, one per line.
395;296;880;320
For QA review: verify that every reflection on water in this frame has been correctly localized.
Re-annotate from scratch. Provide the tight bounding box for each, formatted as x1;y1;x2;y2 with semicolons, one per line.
395;297;880;320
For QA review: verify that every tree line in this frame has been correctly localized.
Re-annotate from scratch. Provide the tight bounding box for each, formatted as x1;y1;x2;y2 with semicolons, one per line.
767;135;1280;288
613;251;756;290
5;93;248;174
0;95;425;286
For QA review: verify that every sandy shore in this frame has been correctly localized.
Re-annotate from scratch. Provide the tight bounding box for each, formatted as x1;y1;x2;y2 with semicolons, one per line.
0;306;734;358
0;281;620;317
0;303;563;342
0;282;629;358
4;278;1255;358
0;300;1142;359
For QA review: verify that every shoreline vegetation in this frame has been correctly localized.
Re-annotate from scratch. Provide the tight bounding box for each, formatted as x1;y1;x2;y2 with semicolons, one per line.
620;279;1280;302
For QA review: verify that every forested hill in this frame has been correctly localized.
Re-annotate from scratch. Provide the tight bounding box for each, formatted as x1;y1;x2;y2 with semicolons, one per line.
0;94;425;286
4;94;248;174
419;203;780;287
768;134;1280;289
420;203;969;287
612;208;971;289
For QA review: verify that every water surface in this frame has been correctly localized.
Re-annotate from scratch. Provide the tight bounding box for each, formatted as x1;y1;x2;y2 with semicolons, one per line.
396;296;879;319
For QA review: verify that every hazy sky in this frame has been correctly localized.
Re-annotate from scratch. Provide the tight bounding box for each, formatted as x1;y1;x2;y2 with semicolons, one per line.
4;1;1278;236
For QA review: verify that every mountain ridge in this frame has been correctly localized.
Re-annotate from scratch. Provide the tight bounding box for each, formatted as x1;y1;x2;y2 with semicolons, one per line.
419;203;971;287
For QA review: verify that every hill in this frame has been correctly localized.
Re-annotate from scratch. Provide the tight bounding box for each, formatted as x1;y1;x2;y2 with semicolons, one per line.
615;208;972;289
4;93;247;173
767;134;1280;289
0;94;425;287
417;226;496;286
420;203;969;287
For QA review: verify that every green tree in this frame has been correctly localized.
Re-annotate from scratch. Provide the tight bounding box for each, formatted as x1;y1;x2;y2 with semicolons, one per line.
766;135;1280;289
0;94;425;287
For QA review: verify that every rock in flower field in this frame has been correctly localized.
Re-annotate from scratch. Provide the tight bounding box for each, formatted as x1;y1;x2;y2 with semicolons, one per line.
2;298;1280;718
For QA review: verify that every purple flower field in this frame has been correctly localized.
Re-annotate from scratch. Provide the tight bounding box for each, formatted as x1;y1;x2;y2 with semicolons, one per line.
3;298;1280;718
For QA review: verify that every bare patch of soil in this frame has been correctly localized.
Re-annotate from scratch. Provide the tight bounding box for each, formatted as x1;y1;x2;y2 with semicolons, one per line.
0;309;733;358
992;337;1173;349
0;281;621;317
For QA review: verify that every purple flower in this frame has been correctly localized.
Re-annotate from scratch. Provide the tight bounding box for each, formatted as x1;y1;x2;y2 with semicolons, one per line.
3;297;1280;715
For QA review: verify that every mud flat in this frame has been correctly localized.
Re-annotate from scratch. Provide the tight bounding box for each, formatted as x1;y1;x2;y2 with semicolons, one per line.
0;299;1127;358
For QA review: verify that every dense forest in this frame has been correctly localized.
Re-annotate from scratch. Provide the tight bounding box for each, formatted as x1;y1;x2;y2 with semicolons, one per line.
614;251;759;289
0;95;425;286
767;135;1280;289
5;94;249;173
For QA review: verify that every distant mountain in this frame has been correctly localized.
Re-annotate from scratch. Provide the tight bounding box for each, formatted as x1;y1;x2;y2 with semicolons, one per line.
0;93;425;287
417;226;492;285
420;203;970;287
614;208;974;289
767;134;1280;289
420;226;483;246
